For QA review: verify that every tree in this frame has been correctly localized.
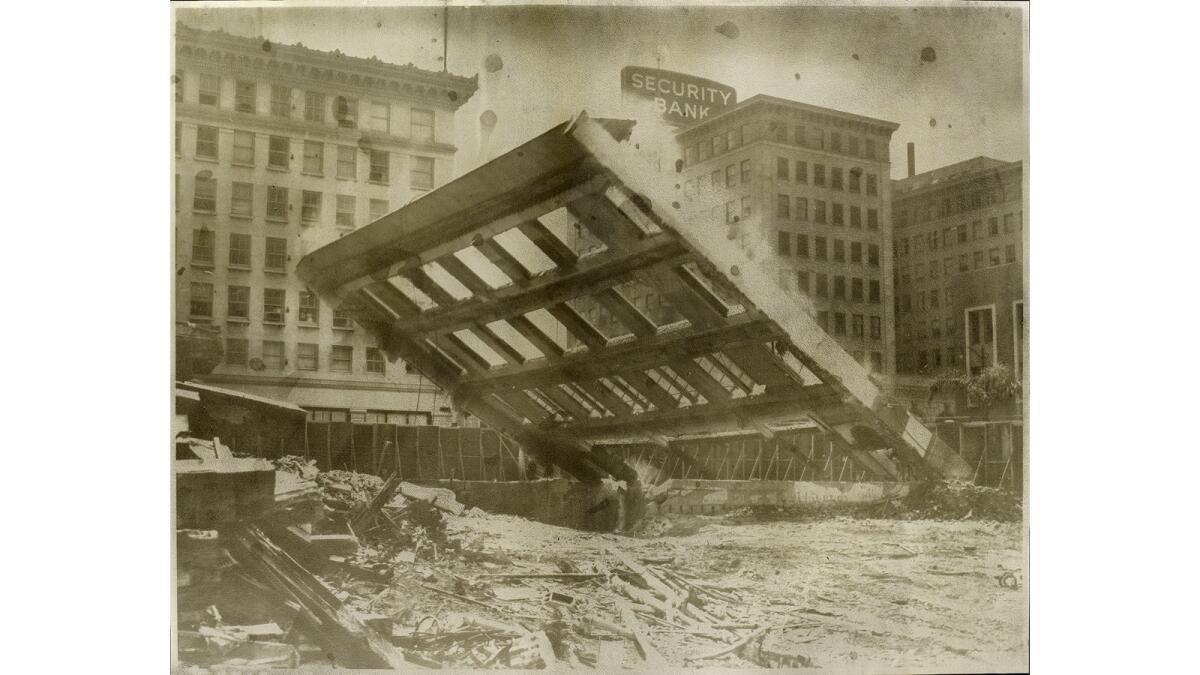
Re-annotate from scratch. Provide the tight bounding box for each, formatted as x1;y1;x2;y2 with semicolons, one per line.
931;364;1022;418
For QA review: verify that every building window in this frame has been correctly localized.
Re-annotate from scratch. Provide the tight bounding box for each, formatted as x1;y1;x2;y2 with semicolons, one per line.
337;145;356;180
833;312;847;335
869;280;881;303
301;191;322;223
725;164;737;188
303;141;324;175
831;167;844;191
235;80;256;113
849;205;862;228
305;91;325;122
776;157;789;180
795;197;808;221
410;108;436;142
973;250;985;269
795;160;807;184
333;307;355;330
867;209;878;230
268;136;289;170
776;194;790;219
815;236;827;260
834;276;846;299
366;347;386;374
850;242;862;264
685;145;699;166
267;186;287;221
699;139;712;161
193;175;216;213
959;253;970;272
989;247;1001;266
738;159;751;184
852;278;864;301
195;125;218;160
411;155;434;189
262;341;285;370
966;306;996;375
229;233;251;268
230;182;252;218
832;203;844;226
175;69;184;103
297;343;318;371
268;84;291;118
852;314;864;337
265;237;287;272
263;288;286;324
796;233;809;257
331;345;353;372
797;271;809;292
833;239;846;262
957;224;968;243
336;194;356;229
817;311;829;331
369;101;390;133
849;170;862;194
175;121;182;156
944;257;954;276
866;174;878;196
231;130;254;166
816;274;829;297
725;201;737;224
368;150;390;184
814;200;827;224
298;290;319;324
813;164;826;187
334;96;358;128
1006;244;1017;263
972;220;983;240
928;231;939;251
198;74;219;106
226;285;249;319
726;127;742;150
989;217;1000;236
369;199;389;222
191;229;214;265
777;230;791;255
189;282;213;317
1003;213;1015;232
225;338;247;366
711;134;725;156
869;315;882;340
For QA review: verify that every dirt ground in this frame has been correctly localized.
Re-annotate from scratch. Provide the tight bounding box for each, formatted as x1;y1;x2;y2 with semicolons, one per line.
334;508;1027;672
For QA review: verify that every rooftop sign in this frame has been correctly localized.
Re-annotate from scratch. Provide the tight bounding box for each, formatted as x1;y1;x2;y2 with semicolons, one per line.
620;66;736;126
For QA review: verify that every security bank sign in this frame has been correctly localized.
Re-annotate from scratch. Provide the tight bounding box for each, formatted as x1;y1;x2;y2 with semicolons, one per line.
621;66;737;126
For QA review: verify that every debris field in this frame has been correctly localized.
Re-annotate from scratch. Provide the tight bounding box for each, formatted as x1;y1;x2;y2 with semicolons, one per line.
176;455;1025;671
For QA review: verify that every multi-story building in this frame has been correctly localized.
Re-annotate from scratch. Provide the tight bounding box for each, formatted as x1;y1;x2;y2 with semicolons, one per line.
173;22;477;425
890;156;1025;379
674;95;900;375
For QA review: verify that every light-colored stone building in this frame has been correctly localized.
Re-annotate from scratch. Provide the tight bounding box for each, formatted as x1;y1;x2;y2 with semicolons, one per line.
173;22;477;424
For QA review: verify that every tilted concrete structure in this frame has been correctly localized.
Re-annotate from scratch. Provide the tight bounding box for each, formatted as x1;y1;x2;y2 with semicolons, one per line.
297;113;972;494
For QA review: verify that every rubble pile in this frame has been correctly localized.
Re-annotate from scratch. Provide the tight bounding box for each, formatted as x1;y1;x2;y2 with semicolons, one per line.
879;480;1022;522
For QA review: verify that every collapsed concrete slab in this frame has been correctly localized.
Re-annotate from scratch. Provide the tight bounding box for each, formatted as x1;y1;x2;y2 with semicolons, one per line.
297;112;972;489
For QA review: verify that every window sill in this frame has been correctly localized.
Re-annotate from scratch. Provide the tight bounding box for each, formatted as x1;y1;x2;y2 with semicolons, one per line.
227;264;251;272
265;216;288;224
188;315;213;322
301;171;325;178
336;176;357;182
263;321;286;328
194;155;219;164
335;224;356;231
298;322;320;329
190;261;215;269
369;180;391;187
231;162;255;169
225;318;249;325
229;212;253;220
192;209;217;216
301;219;320;226
267;165;290;173
265;268;288;275
332;325;355;332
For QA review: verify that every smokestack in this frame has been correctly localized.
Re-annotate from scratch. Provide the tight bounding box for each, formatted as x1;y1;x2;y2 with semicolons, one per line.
906;142;916;178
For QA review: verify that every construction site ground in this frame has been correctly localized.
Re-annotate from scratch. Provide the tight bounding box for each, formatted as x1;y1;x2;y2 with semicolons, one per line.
335;506;1026;672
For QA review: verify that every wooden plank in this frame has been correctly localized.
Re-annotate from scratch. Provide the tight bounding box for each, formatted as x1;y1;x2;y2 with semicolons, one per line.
397;238;686;336
405;268;461;309
593;287;659;338
579;379;634;417
547;303;610;350
506;314;568;360
517;218;580;268
475;237;533;285
620;369;682;413
435;253;498;297
666;358;735;405
464;315;781;395
542;384;596;421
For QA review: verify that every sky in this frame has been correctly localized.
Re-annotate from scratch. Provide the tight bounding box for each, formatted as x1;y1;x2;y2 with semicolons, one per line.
175;1;1027;180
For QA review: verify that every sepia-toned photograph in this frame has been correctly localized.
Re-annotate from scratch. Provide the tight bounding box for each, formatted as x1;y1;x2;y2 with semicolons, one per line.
171;1;1028;671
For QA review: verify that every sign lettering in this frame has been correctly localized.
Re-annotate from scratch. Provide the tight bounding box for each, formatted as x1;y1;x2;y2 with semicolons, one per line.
620;66;737;126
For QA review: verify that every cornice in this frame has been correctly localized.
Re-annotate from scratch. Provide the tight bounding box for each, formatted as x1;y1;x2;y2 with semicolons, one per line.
175;22;478;110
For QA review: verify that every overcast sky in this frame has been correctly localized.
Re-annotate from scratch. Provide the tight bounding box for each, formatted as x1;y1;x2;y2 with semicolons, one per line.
176;2;1026;180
